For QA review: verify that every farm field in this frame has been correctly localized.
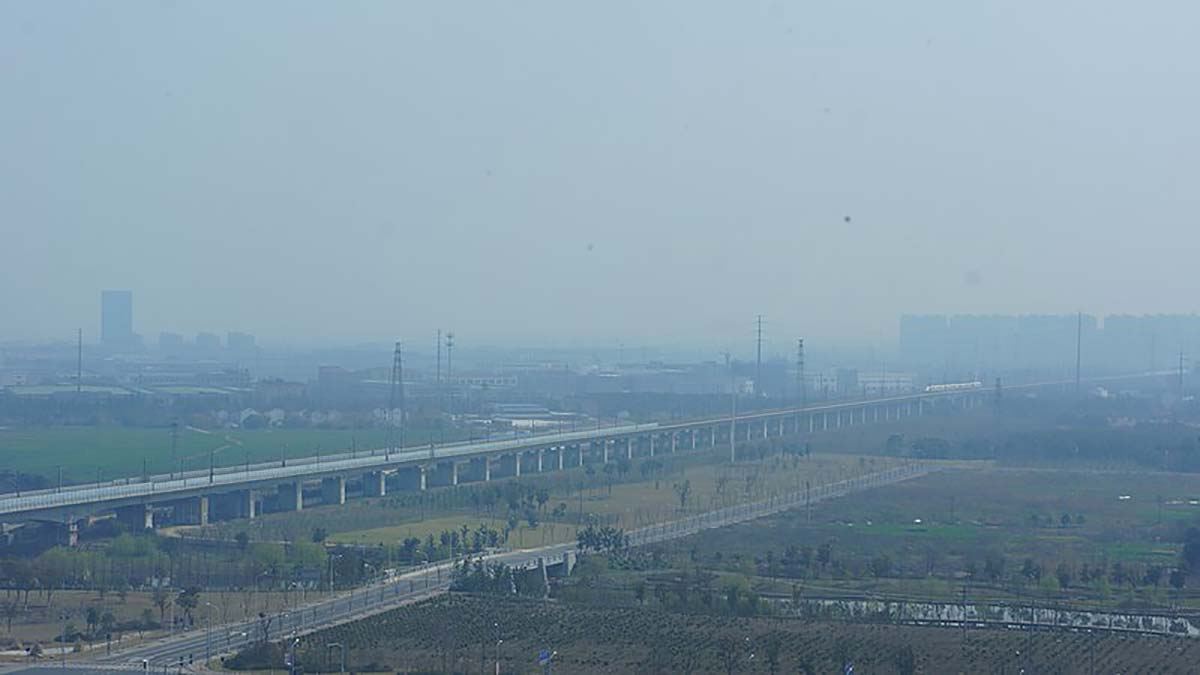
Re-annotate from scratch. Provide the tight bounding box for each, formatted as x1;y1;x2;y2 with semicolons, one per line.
0;587;310;659
239;593;1200;673
0;424;471;486
647;466;1200;610
193;452;910;548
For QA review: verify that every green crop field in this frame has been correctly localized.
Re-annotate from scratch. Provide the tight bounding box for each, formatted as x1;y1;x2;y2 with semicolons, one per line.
645;466;1200;610
0;424;470;485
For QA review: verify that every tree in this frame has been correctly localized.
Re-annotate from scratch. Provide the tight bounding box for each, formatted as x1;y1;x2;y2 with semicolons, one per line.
616;457;632;480
152;588;171;625
762;632;783;675
175;588;200;627
603;463;617;495
85;607;100;639
1056;562;1073;589
673;480;692;511
640;459;663;488
310;527;328;543
634;581;646;606
139;608;154;637
1182;527;1200;571
100;611;116;651
235;532;250;551
1;600;20;634
871;554;893;578
715;635;746;675
1170;568;1186;590
894;645;916;675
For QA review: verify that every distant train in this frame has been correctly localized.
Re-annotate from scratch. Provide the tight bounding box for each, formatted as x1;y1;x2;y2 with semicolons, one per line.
923;381;984;393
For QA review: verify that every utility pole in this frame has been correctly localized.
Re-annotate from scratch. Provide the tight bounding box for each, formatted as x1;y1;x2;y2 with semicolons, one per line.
76;328;82;395
725;351;736;464
1179;351;1186;397
797;338;806;407
1075;311;1083;396
389;341;404;456
170;421;179;480
755;315;763;397
436;329;443;386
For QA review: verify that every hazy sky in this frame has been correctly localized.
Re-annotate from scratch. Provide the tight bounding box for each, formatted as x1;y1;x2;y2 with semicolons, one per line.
3;1;1198;351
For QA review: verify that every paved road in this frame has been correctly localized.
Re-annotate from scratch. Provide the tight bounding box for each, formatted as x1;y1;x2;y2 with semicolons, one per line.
67;462;938;671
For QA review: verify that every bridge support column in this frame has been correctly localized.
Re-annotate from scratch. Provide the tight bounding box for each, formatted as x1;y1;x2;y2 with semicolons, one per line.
691;430;697;450
918;399;924;416
626;438;634;460
174;496;209;525
427;461;458;487
672;433;678;454
61;518;80;546
809;415;815;433
711;427;717;447
465;457;491;482
822;413;829;431
213;490;256;520
116;503;154;530
649;435;655;457
363;471;387;497
321;477;346;505
277;482;303;511
397;466;426;491
603;441;611;463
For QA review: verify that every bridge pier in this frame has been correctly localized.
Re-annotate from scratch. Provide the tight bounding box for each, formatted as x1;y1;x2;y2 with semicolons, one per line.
649;435;655;457
626;438;634;460
463;456;491;482
396;465;427;491
321;477;346;505
116;503;154;530
518;450;537;475
60;518;80;546
277;481;304;511
213;490;257;520
363;471;387;497
427;461;458;487
494;453;520;478
173;496;209;525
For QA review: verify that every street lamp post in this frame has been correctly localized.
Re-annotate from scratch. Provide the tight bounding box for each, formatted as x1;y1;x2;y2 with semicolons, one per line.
494;622;503;675
327;642;345;674
204;602;213;665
